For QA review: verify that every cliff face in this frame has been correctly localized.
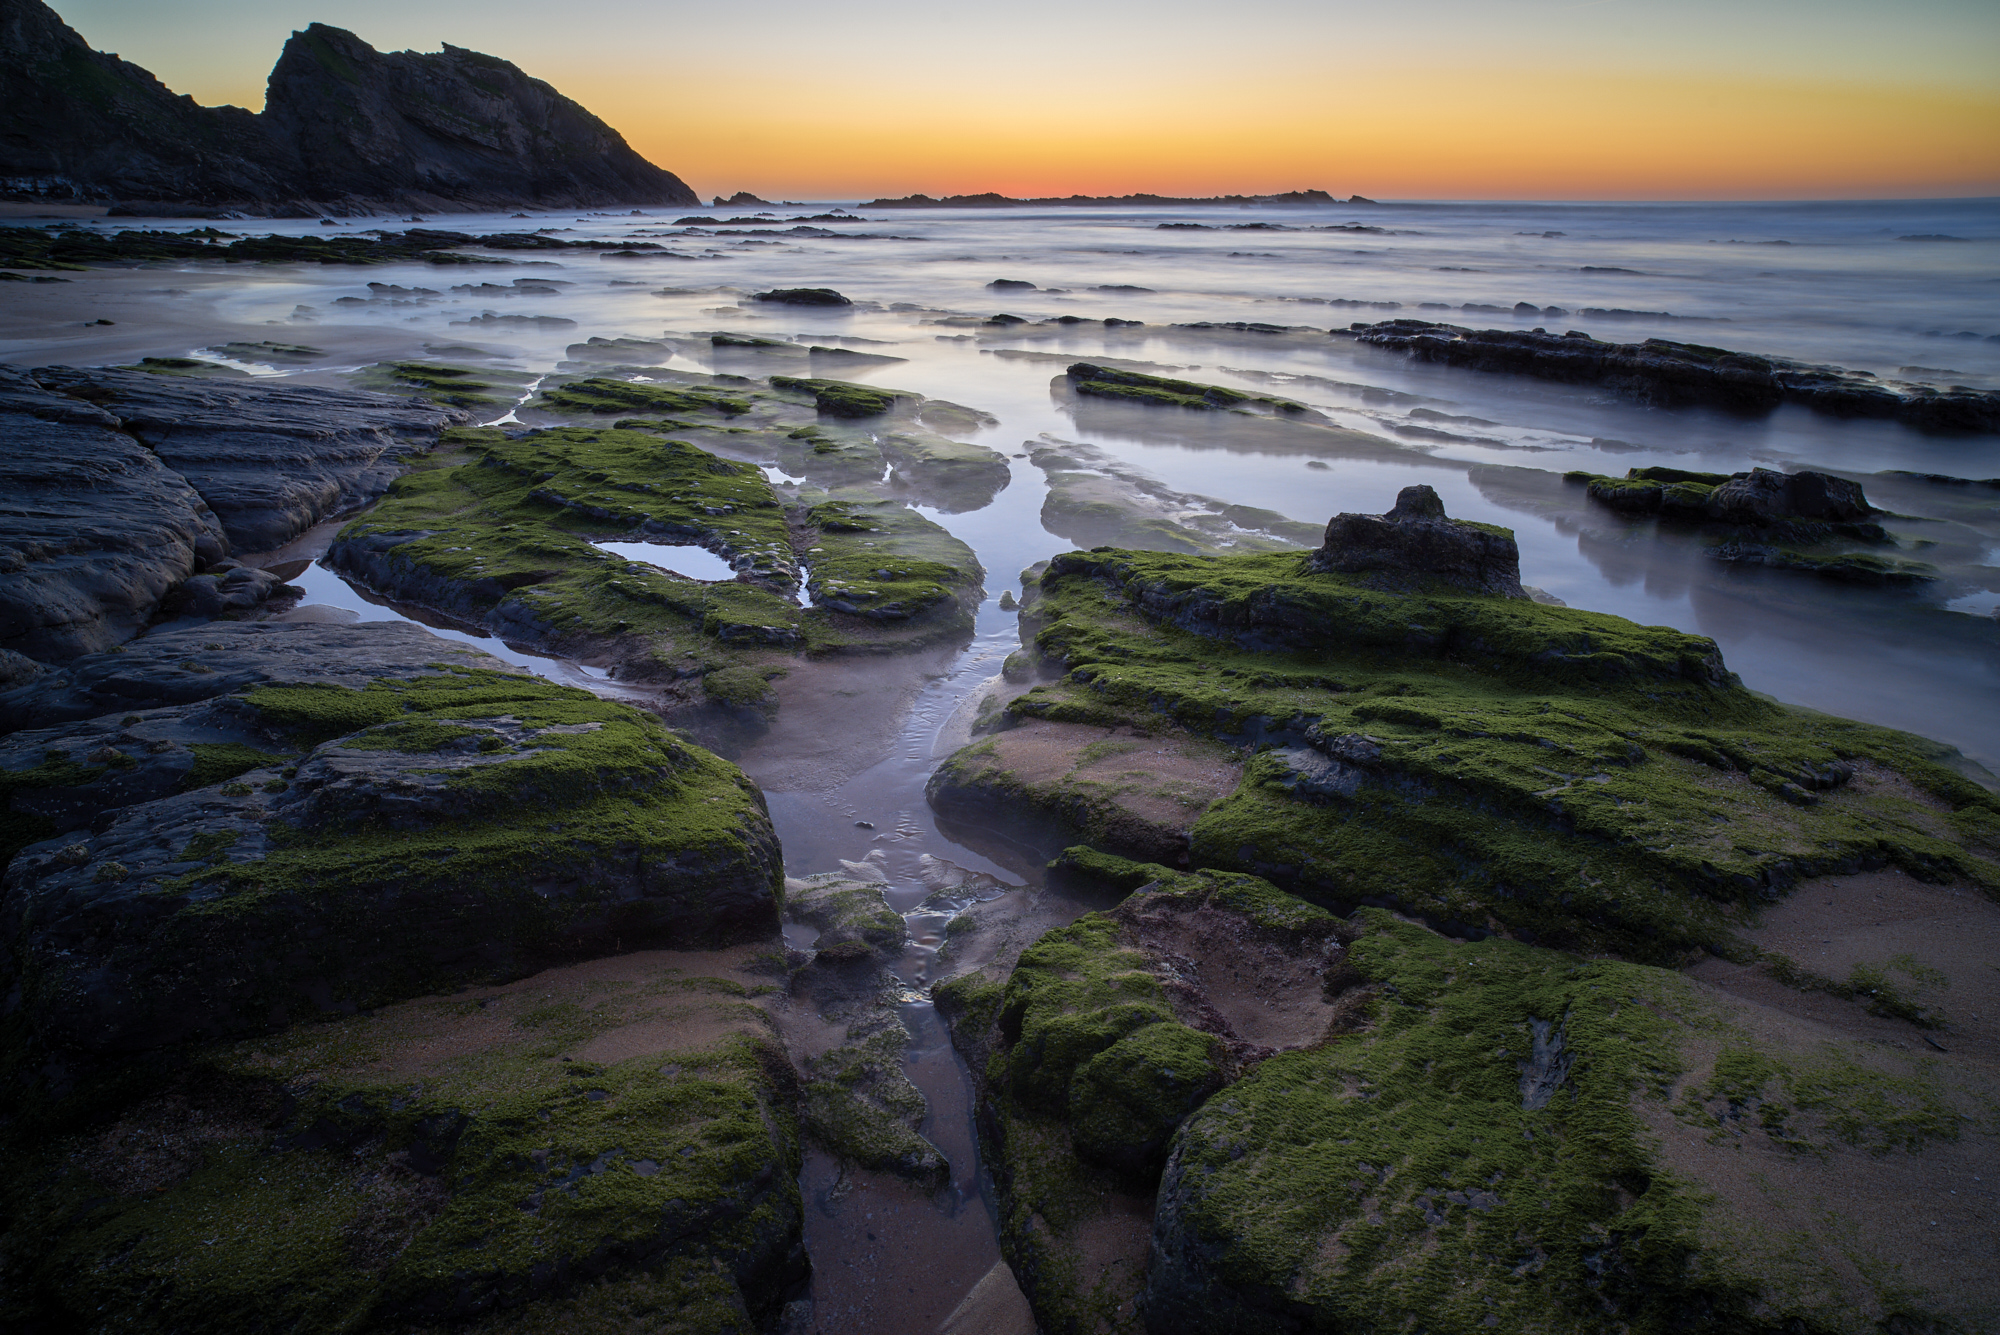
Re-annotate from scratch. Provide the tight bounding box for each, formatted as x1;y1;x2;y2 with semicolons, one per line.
0;0;298;206
0;0;694;213
259;24;694;212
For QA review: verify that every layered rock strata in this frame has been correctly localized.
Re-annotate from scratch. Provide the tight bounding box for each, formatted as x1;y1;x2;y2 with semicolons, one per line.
0;364;461;661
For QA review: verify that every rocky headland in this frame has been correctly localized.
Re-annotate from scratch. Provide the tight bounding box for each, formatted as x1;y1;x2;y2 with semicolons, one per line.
0;0;695;214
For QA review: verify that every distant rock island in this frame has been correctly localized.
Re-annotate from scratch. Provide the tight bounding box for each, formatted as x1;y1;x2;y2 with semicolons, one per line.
0;0;696;215
862;189;1375;208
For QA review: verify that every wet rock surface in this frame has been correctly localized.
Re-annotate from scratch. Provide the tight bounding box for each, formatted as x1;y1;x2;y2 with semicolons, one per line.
0;622;783;1081
1351;319;2000;433
0;944;806;1331
938;536;1998;962
1309;482;1526;596
28;365;465;551
0;367;225;659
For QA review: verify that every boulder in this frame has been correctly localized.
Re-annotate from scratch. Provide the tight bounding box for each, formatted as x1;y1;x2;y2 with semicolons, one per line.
1309;483;1526;597
1702;466;1873;525
0;367;226;660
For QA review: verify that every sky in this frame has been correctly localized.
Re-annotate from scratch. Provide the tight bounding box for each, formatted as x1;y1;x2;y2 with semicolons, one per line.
49;0;2000;201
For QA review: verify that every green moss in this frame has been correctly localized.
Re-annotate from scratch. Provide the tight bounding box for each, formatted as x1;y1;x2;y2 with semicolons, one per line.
964;546;1999;963
537;377;751;418
349;361;534;409
769;376;908;419
1069;1020;1224;1175
0;976;803;1333
1066;362;1302;413
1142;910;1986;1333
4;671;783;1092
175;742;295;790
800;1027;948;1189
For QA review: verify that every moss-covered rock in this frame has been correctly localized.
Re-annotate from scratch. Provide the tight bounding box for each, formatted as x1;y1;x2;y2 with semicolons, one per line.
1143;909;1999;1334
933;544;1999;962
937;866;1350;1335
1064;364;1304;414
323;426;981;736
0;659;782;1085
349;361;537;409
0;948;805;1333
769;375;909;419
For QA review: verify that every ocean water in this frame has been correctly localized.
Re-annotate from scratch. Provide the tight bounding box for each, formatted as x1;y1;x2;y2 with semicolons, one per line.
8;197;1997;1329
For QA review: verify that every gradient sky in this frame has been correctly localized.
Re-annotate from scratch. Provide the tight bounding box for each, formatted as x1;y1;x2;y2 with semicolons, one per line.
50;0;2000;200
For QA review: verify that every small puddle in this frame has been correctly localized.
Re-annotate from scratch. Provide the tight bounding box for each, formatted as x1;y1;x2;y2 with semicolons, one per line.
591;539;740;582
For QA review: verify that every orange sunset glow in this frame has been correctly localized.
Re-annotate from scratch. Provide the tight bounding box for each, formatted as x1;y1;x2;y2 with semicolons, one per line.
48;0;2000;200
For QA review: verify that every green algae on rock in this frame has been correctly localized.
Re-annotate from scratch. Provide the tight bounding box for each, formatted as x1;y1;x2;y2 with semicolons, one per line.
0;660;783;1077
1143;908;2000;1335
934;865;1348;1334
783;873;951;1189
1064;363;1305;413
0;947;804;1333
324;425;982;737
348;361;537;410
933;536;1999;962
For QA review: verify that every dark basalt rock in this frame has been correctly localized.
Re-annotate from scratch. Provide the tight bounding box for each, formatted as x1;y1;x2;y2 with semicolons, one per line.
0;367;225;660
750;287;853;306
1308;484;1525;597
1350;319;2000;433
19;363;464;552
1702;467;1872;525
0;0;695;212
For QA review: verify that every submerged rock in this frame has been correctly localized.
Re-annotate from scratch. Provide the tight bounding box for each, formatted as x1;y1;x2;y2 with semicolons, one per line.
1351;320;2000;433
0;623;782;1081
784;873;951;1191
1565;467;1940;586
1309;483;1526;597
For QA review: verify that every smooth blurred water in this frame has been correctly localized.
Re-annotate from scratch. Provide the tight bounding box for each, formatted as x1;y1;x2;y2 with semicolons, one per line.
18;197;1998;777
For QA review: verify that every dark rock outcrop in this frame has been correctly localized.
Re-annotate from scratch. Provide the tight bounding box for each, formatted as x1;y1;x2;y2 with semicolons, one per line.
0;0;695;213
27;365;465;551
0;622;783;1072
1309;484;1525;597
1351;320;2000;434
0;366;225;660
1702;467;1872;525
0;364;461;661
